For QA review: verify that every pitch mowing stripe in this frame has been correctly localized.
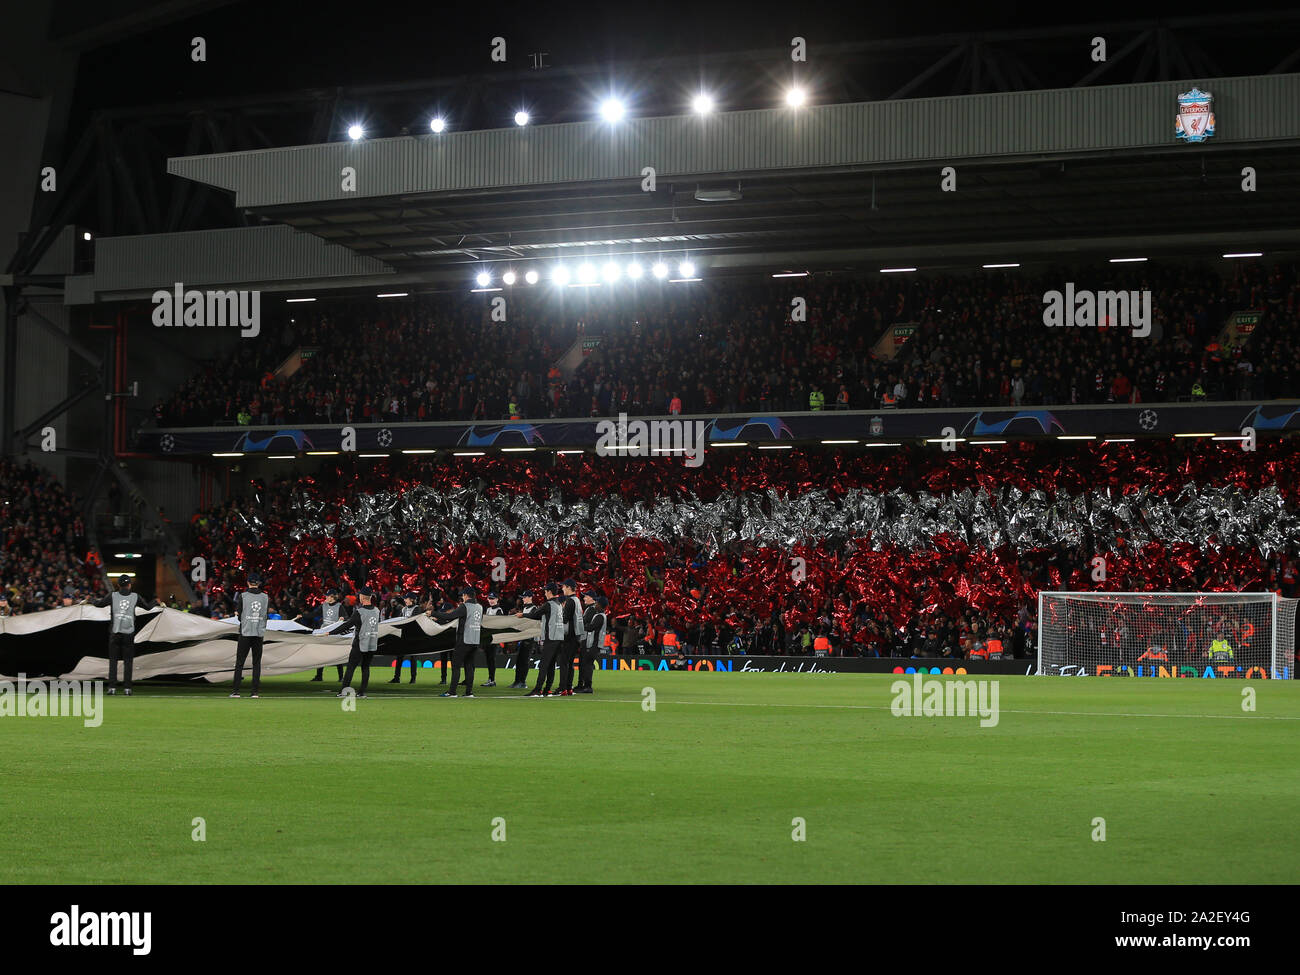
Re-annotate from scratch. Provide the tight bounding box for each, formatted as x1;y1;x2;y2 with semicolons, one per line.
113;693;1300;720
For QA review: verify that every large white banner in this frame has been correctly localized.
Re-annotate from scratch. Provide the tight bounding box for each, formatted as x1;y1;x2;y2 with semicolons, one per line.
0;606;540;681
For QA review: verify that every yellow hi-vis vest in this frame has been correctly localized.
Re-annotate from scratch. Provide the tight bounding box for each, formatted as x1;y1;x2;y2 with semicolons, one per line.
1209;639;1234;662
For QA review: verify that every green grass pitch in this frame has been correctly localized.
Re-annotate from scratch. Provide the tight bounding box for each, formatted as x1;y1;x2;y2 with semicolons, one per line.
2;670;1297;884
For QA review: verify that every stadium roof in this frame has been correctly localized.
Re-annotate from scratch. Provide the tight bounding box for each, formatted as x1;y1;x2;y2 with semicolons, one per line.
157;73;1300;284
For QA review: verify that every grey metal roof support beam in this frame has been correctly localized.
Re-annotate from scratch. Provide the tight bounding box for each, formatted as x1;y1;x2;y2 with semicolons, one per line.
167;73;1300;210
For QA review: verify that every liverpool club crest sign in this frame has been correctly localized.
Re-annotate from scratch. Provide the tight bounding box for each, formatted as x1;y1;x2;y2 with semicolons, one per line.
1175;87;1215;143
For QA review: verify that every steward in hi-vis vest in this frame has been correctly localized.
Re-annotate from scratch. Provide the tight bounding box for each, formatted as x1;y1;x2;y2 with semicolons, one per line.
1208;637;1234;663
311;588;345;682
434;588;485;698
557;579;585;697
231;573;270;698
499;591;530;689
517;582;564;697
391;592;424;686
90;575;158;695
578;591;609;694
336;587;383;698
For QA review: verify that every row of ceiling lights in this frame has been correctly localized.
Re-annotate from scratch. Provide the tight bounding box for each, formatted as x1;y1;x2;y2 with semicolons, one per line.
271;248;1266;304
472;259;697;290
343;88;809;141
465;252;1265;290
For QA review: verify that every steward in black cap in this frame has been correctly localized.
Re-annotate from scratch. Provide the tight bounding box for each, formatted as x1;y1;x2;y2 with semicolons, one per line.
516;581;563;696
311;587;346;682
431;587;484;697
555;579;584;696
336;587;381;698
230;572;269;698
577;590;609;693
89;575;158;695
390;589;425;685
504;590;531;688
481;589;503;687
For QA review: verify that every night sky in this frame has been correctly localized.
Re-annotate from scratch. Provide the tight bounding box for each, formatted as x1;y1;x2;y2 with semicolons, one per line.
72;0;1296;111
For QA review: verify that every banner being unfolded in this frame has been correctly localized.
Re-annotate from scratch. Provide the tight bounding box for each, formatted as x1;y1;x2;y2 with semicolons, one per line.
0;606;541;682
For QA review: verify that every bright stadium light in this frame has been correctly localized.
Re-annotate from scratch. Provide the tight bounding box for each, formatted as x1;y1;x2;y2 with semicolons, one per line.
599;97;626;123
602;262;622;282
692;93;714;115
502;270;517;286
552;265;571;286
626;261;644;279
525;269;540;285
475;270;492;287
577;263;597;284
651;261;669;279
514;110;530;126
677;260;696;278
785;86;807;108
347;124;364;141
430;117;446;133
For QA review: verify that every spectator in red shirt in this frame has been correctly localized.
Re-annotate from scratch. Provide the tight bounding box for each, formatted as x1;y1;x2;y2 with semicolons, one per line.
1110;372;1132;403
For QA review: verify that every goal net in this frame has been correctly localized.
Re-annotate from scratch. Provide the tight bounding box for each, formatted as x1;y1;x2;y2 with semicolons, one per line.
1037;592;1295;679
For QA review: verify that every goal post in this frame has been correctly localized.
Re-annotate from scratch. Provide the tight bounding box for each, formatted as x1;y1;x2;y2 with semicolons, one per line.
1037;591;1296;679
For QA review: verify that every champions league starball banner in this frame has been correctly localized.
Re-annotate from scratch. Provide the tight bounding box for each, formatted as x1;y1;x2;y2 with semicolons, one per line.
136;402;1300;456
0;605;540;682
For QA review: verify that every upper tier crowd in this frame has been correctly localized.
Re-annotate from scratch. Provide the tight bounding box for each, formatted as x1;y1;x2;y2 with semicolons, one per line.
153;261;1300;429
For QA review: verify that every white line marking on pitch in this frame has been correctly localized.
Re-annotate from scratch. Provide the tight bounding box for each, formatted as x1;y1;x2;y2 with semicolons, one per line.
118;694;1300;720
